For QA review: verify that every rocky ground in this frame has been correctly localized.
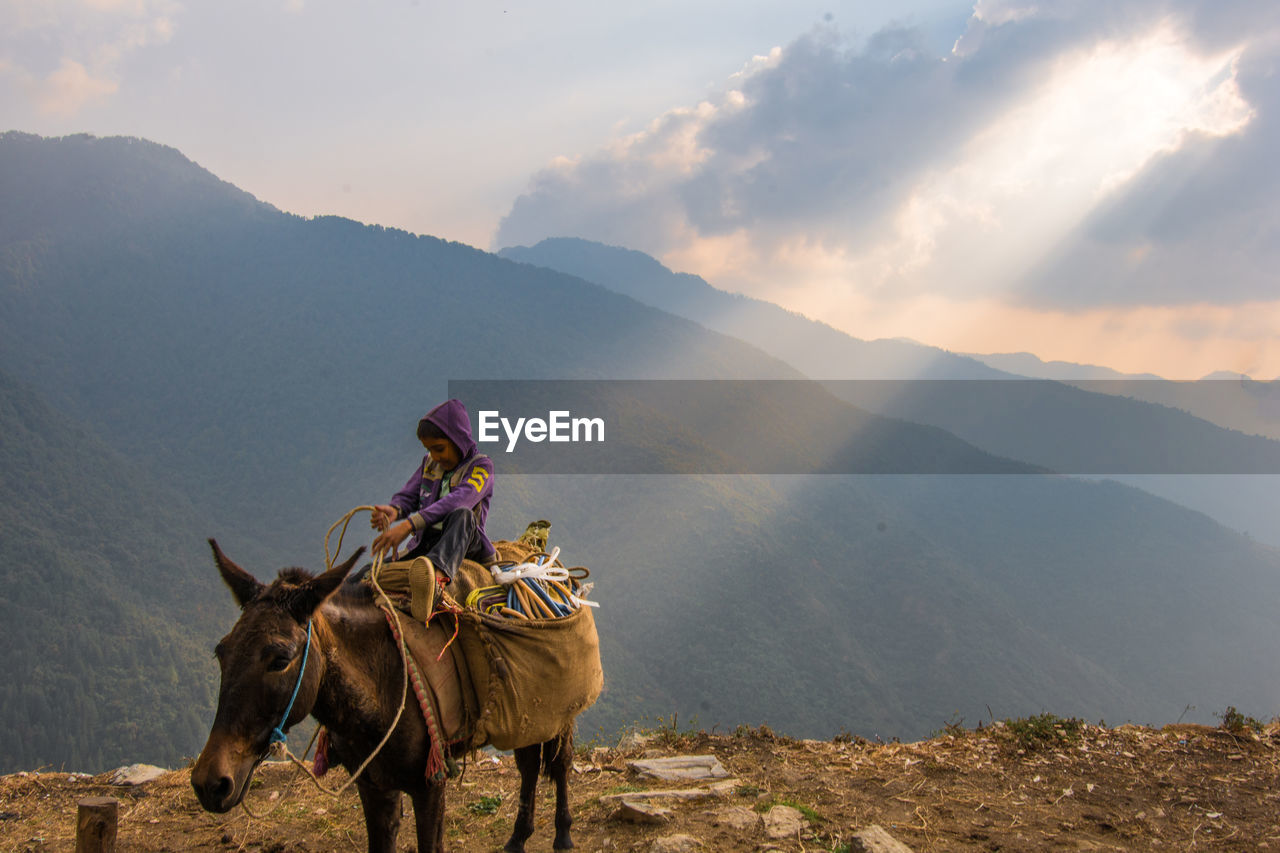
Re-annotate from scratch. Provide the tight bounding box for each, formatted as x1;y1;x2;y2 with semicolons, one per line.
3;717;1280;851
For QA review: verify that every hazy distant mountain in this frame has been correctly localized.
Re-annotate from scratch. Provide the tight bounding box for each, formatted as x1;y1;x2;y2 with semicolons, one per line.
500;238;1006;379
952;357;1280;540
500;237;1280;542
965;354;1274;385
5;133;1280;769
961;351;1164;380
497;239;1280;455
960;354;1280;438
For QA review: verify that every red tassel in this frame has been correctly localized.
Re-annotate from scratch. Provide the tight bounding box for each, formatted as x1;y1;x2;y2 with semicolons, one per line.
314;727;330;777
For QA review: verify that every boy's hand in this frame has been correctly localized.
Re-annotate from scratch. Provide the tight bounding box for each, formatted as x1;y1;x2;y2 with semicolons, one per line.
372;521;413;558
371;505;397;531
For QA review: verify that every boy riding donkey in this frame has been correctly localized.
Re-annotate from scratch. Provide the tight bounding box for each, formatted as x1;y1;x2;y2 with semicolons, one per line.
367;399;496;616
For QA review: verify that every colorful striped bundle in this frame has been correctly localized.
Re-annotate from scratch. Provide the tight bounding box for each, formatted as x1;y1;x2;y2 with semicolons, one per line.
464;552;593;620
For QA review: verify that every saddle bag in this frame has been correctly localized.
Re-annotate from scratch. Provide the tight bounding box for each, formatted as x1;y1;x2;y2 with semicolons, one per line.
448;542;604;751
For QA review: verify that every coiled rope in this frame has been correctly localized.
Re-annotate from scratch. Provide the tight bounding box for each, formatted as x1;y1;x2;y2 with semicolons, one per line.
489;547;599;609
241;506;413;816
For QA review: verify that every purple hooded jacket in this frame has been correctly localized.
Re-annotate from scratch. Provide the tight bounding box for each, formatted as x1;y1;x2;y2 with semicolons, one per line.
389;399;495;557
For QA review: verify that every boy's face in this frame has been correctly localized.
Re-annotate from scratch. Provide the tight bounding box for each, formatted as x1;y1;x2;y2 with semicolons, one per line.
422;436;461;470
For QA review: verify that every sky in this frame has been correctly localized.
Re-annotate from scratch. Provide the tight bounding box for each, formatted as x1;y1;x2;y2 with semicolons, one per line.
3;0;1279;379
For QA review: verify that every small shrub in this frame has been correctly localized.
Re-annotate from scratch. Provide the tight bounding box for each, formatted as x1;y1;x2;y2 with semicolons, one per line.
931;713;966;738
605;784;645;795
1001;713;1083;751
1219;706;1263;734
467;795;502;816
647;712;701;746
782;799;823;823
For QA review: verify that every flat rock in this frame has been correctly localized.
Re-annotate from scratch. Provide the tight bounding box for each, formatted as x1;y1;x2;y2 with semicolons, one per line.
629;755;729;781
763;804;807;839
109;764;169;786
649;834;704;852
612;801;673;824
599;780;739;803
850;824;915;852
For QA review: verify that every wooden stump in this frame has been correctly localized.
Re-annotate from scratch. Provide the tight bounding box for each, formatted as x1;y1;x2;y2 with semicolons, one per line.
75;797;118;853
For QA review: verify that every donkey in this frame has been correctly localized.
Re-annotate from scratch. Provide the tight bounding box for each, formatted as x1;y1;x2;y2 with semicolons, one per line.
191;540;577;853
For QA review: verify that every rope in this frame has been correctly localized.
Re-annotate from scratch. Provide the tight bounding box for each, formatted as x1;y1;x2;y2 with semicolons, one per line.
489;547;599;609
241;506;414;810
269;620;312;744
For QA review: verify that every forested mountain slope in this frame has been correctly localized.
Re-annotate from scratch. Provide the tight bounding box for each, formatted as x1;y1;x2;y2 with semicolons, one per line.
3;133;1280;774
0;368;227;772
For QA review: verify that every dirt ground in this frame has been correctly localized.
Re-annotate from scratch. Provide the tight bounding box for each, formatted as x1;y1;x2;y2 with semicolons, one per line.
3;719;1280;852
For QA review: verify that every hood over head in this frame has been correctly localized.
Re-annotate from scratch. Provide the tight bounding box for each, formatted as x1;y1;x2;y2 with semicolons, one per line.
420;399;476;460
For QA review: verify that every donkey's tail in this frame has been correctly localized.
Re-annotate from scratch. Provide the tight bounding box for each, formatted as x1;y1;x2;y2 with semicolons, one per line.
542;728;574;778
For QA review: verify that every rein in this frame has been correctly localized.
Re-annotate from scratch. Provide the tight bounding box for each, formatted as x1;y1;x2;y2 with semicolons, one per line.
269;619;313;746
240;507;415;816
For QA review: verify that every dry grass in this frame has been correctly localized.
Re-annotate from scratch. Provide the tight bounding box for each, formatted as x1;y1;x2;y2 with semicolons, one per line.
4;720;1280;851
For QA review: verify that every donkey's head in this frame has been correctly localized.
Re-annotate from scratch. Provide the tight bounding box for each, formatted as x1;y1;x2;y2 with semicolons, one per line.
191;539;363;813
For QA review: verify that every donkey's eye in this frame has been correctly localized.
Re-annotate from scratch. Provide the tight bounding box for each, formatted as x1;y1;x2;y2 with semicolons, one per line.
266;654;292;672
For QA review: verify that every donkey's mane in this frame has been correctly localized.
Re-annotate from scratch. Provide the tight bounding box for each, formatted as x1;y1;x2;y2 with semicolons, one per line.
246;566;321;611
274;567;314;584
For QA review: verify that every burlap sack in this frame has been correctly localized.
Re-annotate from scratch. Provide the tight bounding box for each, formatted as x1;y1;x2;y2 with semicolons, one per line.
447;545;604;751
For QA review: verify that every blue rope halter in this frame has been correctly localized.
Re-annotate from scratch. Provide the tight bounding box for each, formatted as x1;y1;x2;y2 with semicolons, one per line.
269;619;313;745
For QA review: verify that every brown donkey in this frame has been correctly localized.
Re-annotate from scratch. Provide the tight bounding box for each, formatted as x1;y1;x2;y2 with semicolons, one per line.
191;540;578;853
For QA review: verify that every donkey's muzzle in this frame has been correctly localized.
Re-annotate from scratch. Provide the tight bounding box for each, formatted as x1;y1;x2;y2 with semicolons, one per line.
191;729;259;813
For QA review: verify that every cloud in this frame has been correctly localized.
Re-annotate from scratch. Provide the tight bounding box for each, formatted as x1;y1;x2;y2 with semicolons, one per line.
36;57;119;115
0;0;177;116
495;1;1280;318
1023;42;1279;307
497;23;1035;259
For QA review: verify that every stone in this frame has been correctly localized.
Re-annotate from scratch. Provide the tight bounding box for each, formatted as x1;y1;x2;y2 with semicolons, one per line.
628;755;729;781
599;780;739;803
109;764;169;786
849;824;916;852
763;804;807;839
649;834;704;852
711;805;760;831
612;801;673;824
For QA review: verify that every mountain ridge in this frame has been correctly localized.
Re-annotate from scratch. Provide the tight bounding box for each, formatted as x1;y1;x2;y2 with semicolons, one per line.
499;237;1280;542
499;237;1009;380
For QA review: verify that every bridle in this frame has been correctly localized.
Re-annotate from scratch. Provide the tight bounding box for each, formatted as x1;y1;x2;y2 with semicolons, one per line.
268;619;313;748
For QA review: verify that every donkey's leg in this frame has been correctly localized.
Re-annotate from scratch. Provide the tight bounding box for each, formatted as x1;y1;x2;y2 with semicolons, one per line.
546;732;576;850
505;743;542;853
410;782;446;853
355;780;402;853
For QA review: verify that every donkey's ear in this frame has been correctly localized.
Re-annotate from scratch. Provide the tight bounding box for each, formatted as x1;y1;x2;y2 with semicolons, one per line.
288;548;366;620
209;539;264;608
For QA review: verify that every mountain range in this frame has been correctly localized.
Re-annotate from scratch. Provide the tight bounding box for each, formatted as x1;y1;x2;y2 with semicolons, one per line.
3;131;1279;772
500;238;1280;543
